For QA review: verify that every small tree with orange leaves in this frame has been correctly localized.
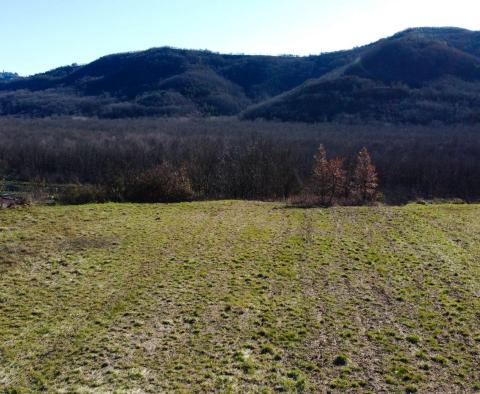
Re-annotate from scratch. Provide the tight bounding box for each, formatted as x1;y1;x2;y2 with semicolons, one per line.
311;145;330;204
310;145;346;206
351;147;378;204
327;157;347;205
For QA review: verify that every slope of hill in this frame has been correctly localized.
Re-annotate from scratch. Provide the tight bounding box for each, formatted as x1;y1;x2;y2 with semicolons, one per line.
1;201;480;392
0;47;360;117
0;71;19;81
1;27;480;123
344;37;480;86
244;31;480;124
392;27;480;58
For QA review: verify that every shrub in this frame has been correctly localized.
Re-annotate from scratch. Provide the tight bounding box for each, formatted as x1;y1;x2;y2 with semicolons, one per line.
123;163;193;203
59;184;108;205
406;335;420;344
333;354;348;366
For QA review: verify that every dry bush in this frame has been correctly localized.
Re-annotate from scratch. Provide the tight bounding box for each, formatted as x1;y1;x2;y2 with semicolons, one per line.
123;163;193;203
59;184;108;205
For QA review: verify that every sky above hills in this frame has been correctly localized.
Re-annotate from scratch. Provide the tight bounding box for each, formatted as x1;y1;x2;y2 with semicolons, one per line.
2;0;480;76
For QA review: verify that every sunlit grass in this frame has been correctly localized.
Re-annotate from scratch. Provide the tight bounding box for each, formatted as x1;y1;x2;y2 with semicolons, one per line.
1;201;479;392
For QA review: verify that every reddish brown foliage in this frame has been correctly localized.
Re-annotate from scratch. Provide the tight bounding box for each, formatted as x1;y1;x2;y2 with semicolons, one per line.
310;145;347;206
308;145;378;206
351;147;378;204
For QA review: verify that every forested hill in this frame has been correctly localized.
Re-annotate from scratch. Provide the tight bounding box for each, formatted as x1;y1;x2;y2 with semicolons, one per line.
244;28;480;124
0;48;360;118
2;27;480;123
0;72;19;81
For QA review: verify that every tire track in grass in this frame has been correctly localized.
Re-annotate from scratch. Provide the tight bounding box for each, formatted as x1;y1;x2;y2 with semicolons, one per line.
54;203;237;392
93;201;257;392
2;203;480;392
303;207;427;392
95;203;326;392
29;201;268;392
99;203;317;392
300;205;480;392
387;206;480;392
300;207;390;392
1;203;220;391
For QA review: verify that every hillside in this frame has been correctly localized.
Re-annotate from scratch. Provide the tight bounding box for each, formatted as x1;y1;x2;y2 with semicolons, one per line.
244;29;480;123
0;48;359;118
1;27;480;123
0;71;19;81
392;27;480;58
1;201;480;392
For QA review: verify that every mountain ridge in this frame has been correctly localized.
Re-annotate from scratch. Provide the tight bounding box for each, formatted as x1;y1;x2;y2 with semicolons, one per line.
2;27;480;123
0;71;19;81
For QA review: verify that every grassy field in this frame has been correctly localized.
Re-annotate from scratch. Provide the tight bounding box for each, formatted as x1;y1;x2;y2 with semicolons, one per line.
1;201;480;393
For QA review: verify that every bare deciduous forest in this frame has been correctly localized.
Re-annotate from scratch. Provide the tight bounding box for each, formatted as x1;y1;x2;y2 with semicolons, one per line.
0;117;479;204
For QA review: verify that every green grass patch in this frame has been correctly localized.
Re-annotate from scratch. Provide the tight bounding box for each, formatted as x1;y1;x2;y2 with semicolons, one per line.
0;201;479;392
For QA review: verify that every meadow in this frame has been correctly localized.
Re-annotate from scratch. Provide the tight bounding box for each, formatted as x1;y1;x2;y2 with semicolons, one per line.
1;201;479;392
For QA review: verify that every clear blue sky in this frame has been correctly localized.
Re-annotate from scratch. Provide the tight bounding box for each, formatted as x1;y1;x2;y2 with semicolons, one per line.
2;0;479;76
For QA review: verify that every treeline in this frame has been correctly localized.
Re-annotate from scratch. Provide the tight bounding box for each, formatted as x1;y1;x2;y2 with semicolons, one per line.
0;117;479;204
0;72;19;81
